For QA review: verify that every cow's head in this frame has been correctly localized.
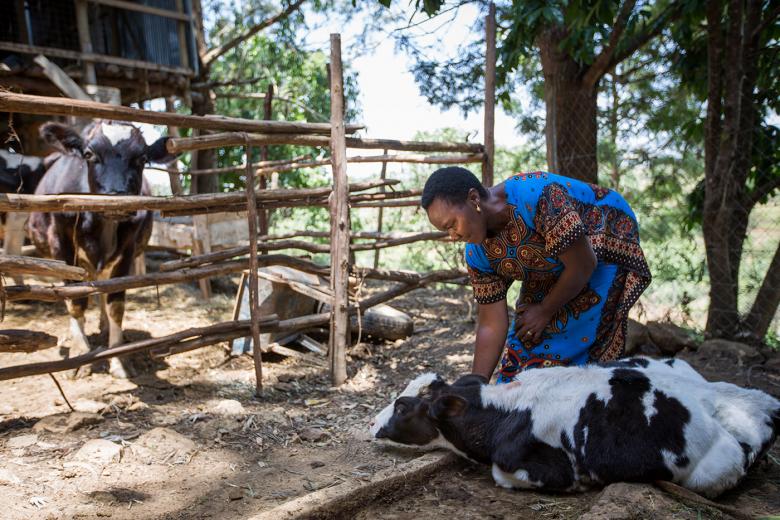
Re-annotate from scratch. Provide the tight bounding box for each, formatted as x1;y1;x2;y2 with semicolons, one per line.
39;120;175;195
370;373;485;447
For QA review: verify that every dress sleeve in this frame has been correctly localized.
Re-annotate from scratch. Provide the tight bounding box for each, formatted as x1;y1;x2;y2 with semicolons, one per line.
532;182;587;257
465;244;511;304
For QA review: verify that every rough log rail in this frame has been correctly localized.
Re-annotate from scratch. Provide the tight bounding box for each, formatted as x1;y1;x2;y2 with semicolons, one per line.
0;92;363;135
253;153;484;175
158;189;422;217
167;133;485;154
0;269;464;380
0;255;89;280
0;180;397;213
158;232;447;271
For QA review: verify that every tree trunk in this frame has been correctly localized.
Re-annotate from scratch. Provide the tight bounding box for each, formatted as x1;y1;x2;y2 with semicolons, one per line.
537;28;598;184
702;0;764;339
191;89;218;194
743;241;780;340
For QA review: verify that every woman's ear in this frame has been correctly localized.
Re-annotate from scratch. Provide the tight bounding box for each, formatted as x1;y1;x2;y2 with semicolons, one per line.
467;188;482;209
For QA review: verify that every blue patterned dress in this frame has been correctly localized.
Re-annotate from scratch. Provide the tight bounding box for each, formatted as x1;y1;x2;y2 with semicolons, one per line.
465;172;651;383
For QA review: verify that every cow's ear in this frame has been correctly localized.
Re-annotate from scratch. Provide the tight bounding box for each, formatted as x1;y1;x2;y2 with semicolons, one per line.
39;122;83;154
146;137;177;164
429;395;467;420
453;374;488;387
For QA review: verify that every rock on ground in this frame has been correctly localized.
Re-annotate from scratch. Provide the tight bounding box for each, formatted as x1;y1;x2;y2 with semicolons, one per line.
71;439;122;465
625;319;650;356
129;427;197;464
646;321;697;355
33;412;103;434
211;399;245;415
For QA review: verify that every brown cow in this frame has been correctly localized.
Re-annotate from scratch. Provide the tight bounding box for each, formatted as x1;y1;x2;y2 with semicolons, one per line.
28;120;173;378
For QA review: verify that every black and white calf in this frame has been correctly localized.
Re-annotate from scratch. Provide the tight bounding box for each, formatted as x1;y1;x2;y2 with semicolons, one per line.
370;357;780;497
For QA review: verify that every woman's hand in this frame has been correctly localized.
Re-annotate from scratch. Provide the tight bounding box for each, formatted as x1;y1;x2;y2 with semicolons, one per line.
516;303;554;344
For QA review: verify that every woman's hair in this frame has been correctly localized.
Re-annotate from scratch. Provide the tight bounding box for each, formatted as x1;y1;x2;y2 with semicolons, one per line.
420;167;487;209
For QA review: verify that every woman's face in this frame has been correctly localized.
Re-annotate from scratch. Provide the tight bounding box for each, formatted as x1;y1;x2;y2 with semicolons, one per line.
426;191;486;244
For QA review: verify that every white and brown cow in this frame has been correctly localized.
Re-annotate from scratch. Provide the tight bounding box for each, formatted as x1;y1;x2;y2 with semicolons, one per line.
370;357;780;498
27;120;173;378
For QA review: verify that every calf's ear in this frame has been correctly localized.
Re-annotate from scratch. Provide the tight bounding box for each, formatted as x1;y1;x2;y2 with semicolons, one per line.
146;137;178;164
453;374;488;387
39;122;83;154
429;395;468;420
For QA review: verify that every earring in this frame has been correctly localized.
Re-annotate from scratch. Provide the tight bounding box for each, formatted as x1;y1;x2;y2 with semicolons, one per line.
476;204;481;213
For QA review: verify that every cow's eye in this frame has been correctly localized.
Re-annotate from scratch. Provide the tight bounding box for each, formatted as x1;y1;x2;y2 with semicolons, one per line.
84;150;97;162
394;401;408;414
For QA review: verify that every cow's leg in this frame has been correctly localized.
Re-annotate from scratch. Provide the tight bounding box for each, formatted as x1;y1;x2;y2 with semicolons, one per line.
491;464;543;490
681;433;745;498
104;290;133;378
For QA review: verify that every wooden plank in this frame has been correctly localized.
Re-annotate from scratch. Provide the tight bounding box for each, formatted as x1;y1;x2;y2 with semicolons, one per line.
3;212;28;285
174;0;190;68
32;54;92;101
192;215;212;298
0;41;193;77
88;0;191;21
75;0;97;84
329;34;350;386
0;91;363;135
247;453;458;520
482;2;496;187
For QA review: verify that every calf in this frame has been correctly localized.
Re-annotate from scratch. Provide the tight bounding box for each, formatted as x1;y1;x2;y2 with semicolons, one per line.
27;120;173;377
370;357;780;498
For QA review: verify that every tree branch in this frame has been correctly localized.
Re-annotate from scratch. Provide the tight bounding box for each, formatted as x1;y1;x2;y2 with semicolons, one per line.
606;1;686;74
202;0;306;68
583;0;638;87
749;175;780;207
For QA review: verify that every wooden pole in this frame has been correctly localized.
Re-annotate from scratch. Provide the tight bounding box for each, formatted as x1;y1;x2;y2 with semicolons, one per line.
167;133;485;154
75;0;97;85
259;84;274;241
0;92;363;135
245;143;263;396
483;2;496;187
373;148;389;269
329;34;349;386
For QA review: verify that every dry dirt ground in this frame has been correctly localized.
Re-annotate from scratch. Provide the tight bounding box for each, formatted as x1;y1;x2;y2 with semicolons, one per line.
0;270;779;519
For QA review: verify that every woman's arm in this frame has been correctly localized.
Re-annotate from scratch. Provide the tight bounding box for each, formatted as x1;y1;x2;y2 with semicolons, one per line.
472;299;509;380
516;235;597;342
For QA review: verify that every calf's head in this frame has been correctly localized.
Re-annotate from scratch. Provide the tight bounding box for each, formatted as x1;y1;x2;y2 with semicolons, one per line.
370;373;482;447
40;120;174;195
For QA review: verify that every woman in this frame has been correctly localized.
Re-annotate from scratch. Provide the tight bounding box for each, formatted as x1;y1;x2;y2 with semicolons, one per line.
422;167;651;383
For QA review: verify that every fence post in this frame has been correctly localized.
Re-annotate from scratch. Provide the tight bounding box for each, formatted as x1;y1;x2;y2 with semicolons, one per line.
373;148;389;268
329;34;349;386
245;144;263;396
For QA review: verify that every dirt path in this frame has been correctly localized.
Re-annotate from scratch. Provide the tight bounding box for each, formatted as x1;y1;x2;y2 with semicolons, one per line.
0;277;778;519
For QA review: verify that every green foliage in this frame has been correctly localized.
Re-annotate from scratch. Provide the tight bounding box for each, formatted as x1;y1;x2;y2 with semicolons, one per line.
202;1;361;194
